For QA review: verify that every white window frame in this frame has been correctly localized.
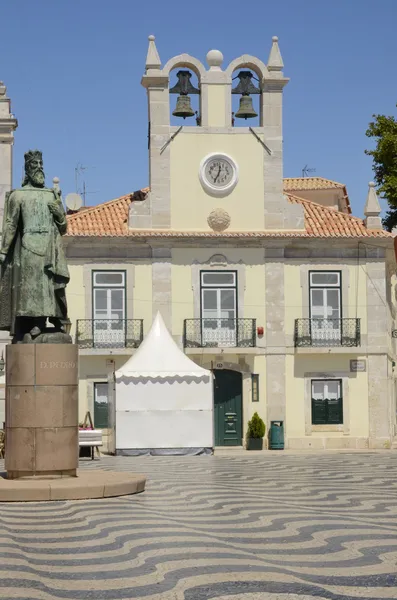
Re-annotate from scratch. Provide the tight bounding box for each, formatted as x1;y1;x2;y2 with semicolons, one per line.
200;270;238;347
92;271;126;347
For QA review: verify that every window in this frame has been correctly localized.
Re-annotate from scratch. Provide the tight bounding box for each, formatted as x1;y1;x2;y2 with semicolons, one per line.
200;271;237;346
309;271;341;343
92;271;126;347
311;379;343;425
94;382;109;429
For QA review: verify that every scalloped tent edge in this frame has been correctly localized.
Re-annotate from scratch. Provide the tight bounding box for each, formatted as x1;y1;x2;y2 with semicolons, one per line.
115;312;211;380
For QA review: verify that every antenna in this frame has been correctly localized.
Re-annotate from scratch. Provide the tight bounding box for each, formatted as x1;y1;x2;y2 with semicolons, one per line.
302;165;316;178
74;163;97;205
65;193;83;212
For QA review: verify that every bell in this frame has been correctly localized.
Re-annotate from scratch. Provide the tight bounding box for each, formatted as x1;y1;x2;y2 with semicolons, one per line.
235;95;258;120
172;94;195;119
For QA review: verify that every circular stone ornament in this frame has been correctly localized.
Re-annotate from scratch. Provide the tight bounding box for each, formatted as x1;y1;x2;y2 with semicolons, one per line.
199;153;239;198
207;208;231;232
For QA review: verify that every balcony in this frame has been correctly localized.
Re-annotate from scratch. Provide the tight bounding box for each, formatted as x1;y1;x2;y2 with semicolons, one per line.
76;319;144;350
294;319;360;348
184;318;256;349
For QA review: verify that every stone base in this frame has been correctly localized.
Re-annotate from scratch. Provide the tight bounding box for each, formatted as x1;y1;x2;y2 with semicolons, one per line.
0;469;146;501
5;344;78;478
287;436;392;450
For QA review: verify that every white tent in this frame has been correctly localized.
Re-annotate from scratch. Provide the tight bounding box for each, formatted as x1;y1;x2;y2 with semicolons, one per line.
111;312;213;455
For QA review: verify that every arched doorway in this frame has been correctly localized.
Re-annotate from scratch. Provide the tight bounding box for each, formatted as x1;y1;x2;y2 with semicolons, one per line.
213;369;243;446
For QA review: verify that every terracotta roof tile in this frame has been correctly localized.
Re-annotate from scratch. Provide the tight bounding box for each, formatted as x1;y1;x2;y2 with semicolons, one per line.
66;190;390;240
283;177;345;190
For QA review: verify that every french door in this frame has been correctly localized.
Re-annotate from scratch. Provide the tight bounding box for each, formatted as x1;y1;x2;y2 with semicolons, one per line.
201;272;237;347
309;272;341;344
93;272;126;348
94;382;109;429
311;379;343;424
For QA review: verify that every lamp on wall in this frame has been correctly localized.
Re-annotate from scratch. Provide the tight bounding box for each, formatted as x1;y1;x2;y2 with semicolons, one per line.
0;352;4;374
170;70;199;119
232;71;260;120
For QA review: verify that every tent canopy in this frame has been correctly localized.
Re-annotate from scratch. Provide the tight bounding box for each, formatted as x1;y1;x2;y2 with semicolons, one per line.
115;312;211;380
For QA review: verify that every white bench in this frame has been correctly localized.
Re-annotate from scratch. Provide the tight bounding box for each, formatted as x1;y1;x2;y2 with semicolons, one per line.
79;429;103;459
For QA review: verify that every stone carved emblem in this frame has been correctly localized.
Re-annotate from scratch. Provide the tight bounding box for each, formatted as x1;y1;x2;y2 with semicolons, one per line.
207;208;231;232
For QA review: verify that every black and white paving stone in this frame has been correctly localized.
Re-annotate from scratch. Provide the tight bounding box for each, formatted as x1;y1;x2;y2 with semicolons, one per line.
0;452;397;599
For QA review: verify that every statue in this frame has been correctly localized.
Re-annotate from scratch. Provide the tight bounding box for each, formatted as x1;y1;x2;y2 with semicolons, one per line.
0;150;71;343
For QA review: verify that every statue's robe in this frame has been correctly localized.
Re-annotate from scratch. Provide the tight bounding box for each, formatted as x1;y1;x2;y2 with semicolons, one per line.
0;185;70;335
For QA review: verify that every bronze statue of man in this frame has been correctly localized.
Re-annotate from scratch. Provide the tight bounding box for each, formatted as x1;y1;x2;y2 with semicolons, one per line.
0;150;70;343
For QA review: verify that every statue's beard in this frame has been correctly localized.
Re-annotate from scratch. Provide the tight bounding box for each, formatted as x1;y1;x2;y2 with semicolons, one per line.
29;169;45;187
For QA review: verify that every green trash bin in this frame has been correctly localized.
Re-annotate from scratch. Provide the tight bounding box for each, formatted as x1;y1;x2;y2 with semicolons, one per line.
269;421;284;449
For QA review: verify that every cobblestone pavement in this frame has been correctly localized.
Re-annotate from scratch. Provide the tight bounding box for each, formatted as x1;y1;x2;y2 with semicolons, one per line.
1;452;397;600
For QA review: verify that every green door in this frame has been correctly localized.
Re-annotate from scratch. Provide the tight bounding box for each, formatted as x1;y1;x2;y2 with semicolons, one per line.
214;369;243;446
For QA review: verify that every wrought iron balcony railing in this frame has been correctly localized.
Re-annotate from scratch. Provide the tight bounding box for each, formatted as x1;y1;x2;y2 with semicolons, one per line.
294;318;360;348
184;318;256;348
76;319;144;349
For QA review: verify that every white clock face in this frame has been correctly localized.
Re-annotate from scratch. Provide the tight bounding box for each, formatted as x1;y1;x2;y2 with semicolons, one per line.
199;153;239;197
205;158;234;187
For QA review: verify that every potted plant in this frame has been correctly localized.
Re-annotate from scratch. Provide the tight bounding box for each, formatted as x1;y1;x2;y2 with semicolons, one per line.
246;412;266;450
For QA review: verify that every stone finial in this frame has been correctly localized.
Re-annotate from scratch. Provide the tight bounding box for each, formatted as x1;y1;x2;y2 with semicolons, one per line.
0;81;7;97
206;49;224;70
267;35;284;72
145;35;161;72
52;176;60;192
364;181;382;229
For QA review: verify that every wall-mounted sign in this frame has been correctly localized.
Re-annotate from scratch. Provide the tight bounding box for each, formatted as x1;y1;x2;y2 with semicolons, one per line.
350;359;366;372
251;374;259;402
392;330;397;338
215;362;224;369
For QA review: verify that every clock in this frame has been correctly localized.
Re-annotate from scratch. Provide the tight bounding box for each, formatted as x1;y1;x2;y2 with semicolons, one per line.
199;153;238;197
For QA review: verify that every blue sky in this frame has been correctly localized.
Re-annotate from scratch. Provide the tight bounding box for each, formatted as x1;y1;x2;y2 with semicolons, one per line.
1;0;396;217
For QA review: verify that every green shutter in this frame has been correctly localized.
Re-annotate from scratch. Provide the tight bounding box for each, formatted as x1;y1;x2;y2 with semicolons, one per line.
327;398;343;424
312;399;327;424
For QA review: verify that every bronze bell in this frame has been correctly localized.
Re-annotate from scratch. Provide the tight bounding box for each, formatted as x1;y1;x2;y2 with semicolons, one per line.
235;95;258;119
172;94;195;119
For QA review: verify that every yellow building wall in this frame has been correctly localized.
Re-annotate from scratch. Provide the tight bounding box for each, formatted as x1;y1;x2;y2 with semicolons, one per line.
133;263;152;333
287;354;369;439
170;132;264;231
66;264;85;338
207;86;227;127
284;263;302;338
171;247;266;336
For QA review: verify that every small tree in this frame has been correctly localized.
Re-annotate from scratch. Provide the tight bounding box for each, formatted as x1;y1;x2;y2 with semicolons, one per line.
365;105;397;231
247;412;266;439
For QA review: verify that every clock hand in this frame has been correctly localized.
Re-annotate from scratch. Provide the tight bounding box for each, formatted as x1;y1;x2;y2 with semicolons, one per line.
214;165;221;183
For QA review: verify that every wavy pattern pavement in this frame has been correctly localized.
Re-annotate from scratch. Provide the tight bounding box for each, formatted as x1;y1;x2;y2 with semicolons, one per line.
1;452;397;599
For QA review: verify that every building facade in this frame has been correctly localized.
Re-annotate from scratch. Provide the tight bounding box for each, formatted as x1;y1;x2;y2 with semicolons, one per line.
2;37;397;449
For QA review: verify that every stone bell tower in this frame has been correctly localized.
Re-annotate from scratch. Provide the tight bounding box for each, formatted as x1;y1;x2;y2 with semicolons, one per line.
136;35;304;232
0;81;18;226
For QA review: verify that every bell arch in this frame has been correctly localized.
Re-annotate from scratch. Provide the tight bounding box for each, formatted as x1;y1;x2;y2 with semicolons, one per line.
164;55;205;126
225;55;269;81
226;56;269;127
163;54;206;80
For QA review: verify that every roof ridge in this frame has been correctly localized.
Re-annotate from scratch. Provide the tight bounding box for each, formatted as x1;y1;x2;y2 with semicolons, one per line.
66;188;149;221
284;176;345;186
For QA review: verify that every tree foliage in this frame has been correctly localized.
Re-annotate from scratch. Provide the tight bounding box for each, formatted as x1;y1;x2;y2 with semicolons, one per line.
247;412;266;439
365;105;397;231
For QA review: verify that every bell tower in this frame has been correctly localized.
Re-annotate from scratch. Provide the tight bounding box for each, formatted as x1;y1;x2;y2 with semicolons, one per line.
0;80;18;225
138;36;304;232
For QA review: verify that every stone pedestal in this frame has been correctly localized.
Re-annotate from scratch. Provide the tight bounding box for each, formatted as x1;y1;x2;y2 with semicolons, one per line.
5;344;78;479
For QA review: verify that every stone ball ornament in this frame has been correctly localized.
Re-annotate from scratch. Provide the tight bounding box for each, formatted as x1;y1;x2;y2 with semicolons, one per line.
207;208;231;232
206;49;224;69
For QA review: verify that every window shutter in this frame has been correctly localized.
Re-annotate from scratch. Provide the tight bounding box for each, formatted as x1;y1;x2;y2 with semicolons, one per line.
312;399;327;424
327;398;343;424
